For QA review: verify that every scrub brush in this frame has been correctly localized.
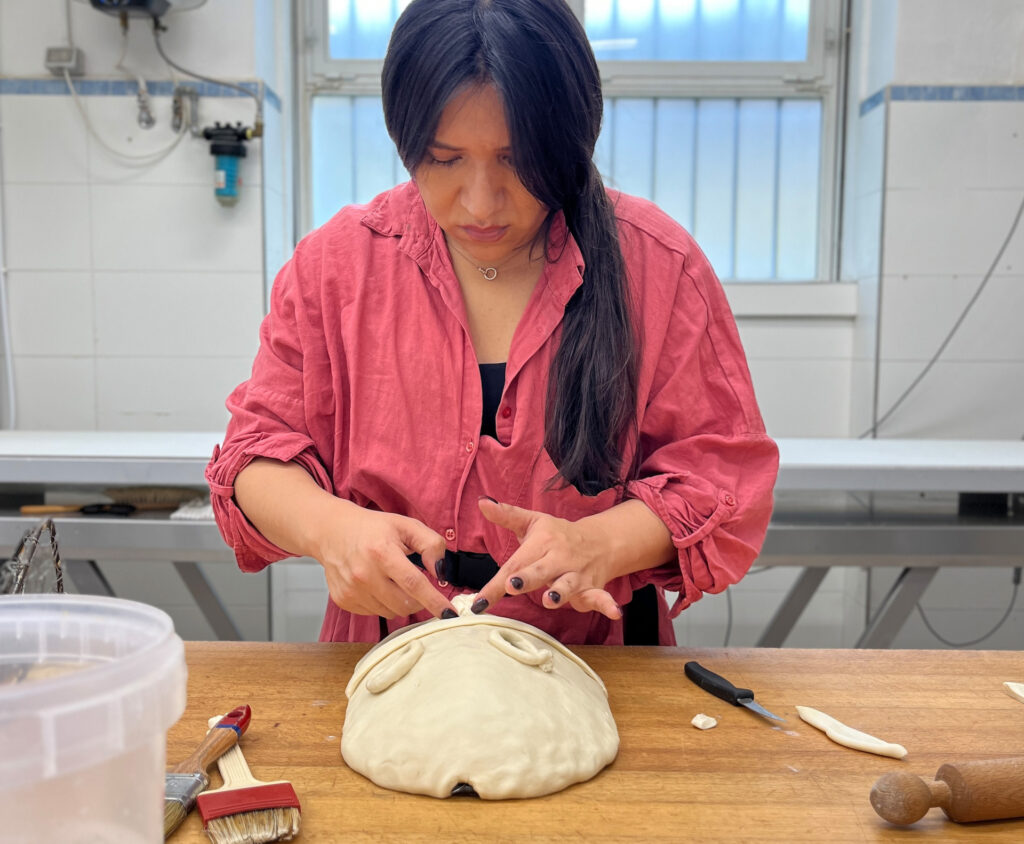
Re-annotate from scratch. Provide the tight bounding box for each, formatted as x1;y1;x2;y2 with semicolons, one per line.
21;486;204;516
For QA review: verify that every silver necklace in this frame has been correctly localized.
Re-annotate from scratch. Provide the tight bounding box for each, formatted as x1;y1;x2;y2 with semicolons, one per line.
445;236;534;281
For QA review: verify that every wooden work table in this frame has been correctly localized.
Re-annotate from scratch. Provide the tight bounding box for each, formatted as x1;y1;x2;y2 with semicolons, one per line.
168;643;1024;842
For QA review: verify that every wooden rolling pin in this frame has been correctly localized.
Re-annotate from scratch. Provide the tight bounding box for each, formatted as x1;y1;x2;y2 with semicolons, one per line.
870;758;1024;825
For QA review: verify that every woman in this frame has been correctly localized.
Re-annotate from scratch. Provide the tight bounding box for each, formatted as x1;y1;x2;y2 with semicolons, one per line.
206;0;778;646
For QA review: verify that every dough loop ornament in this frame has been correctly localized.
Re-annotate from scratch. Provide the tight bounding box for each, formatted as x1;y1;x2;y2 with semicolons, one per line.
341;595;619;799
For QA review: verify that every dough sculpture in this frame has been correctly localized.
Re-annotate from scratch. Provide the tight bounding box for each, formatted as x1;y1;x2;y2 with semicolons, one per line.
796;705;907;759
1004;681;1024;704
341;594;619;799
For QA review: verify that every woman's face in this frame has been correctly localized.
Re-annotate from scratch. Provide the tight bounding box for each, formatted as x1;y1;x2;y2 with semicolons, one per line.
414;83;548;265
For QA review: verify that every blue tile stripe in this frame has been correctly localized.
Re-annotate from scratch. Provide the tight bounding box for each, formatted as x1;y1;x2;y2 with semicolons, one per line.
0;77;281;112
861;84;1024;116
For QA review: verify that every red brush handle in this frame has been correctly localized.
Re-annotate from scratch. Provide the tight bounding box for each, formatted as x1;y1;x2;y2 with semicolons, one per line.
168;705;252;775
198;783;301;822
215;704;252;735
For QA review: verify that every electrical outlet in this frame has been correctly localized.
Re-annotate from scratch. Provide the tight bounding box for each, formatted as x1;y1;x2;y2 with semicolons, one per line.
45;46;85;77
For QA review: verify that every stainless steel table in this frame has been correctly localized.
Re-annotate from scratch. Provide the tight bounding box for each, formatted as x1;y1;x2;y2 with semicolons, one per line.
3;432;1023;646
764;438;1024;647
0;431;243;637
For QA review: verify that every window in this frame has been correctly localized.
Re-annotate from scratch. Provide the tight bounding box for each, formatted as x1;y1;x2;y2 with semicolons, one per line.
299;0;844;282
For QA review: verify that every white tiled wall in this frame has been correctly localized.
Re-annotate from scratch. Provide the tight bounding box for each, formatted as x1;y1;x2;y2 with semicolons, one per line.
0;0;287;640
840;0;1024;649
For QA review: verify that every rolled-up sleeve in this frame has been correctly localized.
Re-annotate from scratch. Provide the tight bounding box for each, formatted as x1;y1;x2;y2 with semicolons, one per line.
622;238;779;616
205;249;335;572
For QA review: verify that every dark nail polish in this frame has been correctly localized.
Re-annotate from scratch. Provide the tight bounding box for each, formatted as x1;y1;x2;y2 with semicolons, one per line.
548;590;561;605
441;608;458;620
471;597;489;614
509;576;524;590
478;495;498;503
434;559;447;581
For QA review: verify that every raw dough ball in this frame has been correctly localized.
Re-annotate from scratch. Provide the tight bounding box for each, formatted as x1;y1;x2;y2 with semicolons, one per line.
341;608;619;799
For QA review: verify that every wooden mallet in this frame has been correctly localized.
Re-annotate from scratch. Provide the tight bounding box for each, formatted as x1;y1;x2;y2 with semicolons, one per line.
870;757;1024;825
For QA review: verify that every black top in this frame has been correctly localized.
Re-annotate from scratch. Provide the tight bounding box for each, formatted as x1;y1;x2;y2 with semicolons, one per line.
479;363;506;439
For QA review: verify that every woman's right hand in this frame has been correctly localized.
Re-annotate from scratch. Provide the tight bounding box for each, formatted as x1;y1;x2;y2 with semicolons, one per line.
313;502;453;618
233;458;454;619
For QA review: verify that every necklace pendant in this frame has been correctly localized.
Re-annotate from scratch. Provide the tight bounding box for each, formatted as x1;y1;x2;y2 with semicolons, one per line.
478;266;498;281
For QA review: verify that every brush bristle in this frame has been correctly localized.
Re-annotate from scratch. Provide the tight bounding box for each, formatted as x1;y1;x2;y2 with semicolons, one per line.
164;801;188;838
204;807;301;844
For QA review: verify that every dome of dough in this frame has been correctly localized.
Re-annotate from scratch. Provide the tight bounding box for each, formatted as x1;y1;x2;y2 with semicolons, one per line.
341;605;619;799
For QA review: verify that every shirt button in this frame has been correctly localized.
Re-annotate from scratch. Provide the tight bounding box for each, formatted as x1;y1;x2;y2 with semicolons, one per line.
500;406;512;418
465;441;474;452
444;528;456;542
724;494;736;506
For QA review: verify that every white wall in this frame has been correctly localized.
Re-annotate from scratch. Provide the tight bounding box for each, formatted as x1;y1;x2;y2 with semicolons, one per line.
821;0;1024;651
0;0;292;639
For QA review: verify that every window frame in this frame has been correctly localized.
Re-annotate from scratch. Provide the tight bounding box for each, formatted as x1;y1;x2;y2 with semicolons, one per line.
296;0;847;283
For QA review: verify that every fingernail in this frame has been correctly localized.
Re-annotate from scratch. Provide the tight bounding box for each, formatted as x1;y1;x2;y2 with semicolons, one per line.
434;558;448;582
547;590;561;605
441;608;458;620
471;598;489;614
478;495;498;503
509;576;524;590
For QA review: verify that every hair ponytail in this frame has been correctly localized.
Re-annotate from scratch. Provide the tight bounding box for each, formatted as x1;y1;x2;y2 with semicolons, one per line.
544;166;639;494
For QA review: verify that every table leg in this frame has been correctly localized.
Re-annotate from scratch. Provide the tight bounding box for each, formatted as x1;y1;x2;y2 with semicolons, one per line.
855;566;939;648
172;561;242;640
756;567;830;647
65;559;115;596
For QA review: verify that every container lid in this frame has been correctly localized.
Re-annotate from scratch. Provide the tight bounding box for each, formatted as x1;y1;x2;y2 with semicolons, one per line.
0;594;187;789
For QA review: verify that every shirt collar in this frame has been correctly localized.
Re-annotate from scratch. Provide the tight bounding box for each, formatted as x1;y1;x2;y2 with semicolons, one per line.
360;181;586;306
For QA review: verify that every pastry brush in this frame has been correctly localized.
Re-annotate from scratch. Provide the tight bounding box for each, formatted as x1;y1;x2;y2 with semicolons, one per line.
197;715;301;843
165;705;252;839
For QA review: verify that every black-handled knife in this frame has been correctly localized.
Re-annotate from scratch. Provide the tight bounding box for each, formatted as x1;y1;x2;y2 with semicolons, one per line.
684;661;786;722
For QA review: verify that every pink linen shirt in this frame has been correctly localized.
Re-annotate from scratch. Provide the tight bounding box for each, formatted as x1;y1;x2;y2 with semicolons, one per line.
206;181;779;646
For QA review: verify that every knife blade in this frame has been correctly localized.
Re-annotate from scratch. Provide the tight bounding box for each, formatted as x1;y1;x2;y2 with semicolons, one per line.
684;661;786;722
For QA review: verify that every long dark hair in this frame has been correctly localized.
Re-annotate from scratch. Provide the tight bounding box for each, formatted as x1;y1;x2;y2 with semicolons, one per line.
382;0;639;495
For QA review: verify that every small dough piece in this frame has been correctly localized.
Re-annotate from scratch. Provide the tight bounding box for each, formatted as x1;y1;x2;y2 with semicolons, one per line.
450;593;478;617
691;713;717;730
796;705;907;759
1004;681;1024;704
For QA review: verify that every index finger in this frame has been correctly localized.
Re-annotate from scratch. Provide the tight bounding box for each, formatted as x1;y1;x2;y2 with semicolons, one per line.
469;542;542;614
382;550;457;619
469;565;508;615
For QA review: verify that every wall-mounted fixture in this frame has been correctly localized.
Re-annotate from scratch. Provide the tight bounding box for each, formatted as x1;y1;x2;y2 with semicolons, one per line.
69;0;262;204
202;123;255;207
88;0;207;17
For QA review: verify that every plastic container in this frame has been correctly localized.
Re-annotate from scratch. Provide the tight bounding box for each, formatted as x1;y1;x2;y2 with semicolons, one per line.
0;594;187;844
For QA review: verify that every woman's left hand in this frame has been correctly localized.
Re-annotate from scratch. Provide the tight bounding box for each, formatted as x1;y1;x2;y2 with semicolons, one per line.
471;497;624;619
